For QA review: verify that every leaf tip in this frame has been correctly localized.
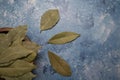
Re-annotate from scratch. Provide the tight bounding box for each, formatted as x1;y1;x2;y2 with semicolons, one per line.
77;34;80;37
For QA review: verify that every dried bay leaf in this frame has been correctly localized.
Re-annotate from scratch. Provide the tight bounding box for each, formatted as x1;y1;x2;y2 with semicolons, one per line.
1;72;36;80
23;52;37;62
0;26;34;64
48;32;80;44
0;26;27;54
22;41;41;53
0;61;14;67
40;9;60;31
0;26;38;80
0;34;6;38
48;51;72;76
0;44;33;64
0;60;36;77
0;35;11;54
22;41;41;62
7;25;27;42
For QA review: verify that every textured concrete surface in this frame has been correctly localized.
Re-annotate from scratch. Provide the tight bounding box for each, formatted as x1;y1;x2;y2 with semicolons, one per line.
0;0;120;80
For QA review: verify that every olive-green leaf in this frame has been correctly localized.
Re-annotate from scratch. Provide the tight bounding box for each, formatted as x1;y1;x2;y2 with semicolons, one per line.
0;44;33;65
40;9;60;31
0;61;14;67
7;25;27;42
22;41;41;62
0;35;9;53
0;60;36;77
0;34;6;38
0;26;38;80
48;51;72;76
22;41;41;53
0;25;27;54
23;52;37;62
48;32;80;44
1;72;36;80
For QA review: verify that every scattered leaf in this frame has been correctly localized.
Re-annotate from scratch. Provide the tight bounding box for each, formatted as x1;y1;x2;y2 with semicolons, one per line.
48;51;72;76
48;32;80;44
40;9;60;31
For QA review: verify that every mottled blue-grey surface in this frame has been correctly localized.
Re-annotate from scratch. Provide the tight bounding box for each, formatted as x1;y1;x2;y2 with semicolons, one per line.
0;0;120;80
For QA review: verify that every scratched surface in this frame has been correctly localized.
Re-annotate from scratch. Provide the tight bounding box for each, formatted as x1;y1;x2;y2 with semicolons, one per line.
0;0;120;80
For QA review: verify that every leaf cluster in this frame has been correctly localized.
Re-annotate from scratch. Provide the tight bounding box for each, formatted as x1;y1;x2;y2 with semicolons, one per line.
0;26;40;80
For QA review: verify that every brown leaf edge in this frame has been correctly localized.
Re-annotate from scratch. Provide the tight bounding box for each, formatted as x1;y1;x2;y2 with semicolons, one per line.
0;77;5;80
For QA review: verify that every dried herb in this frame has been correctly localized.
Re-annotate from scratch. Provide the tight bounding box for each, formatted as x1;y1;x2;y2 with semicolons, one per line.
0;60;36;77
0;25;27;54
7;25;27;43
0;34;6;37
22;41;41;53
22;41;41;62
0;26;40;80
0;8;81;79
1;72;35;80
0;44;33;65
48;32;80;44
48;51;72;76
0;61;14;67
40;9;60;31
0;36;10;54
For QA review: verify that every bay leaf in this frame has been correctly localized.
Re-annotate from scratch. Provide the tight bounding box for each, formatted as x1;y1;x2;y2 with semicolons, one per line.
0;44;33;64
22;41;41;62
1;72;35;80
23;52;37;62
48;32;80;44
22;41;41;53
48;51;72;76
0;25;27;54
0;35;10;54
7;25;27;42
0;34;6;38
0;60;36;77
0;61;14;67
40;9;60;31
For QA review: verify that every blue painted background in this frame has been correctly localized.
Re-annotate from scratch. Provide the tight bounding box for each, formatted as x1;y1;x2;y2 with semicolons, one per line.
0;0;120;80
